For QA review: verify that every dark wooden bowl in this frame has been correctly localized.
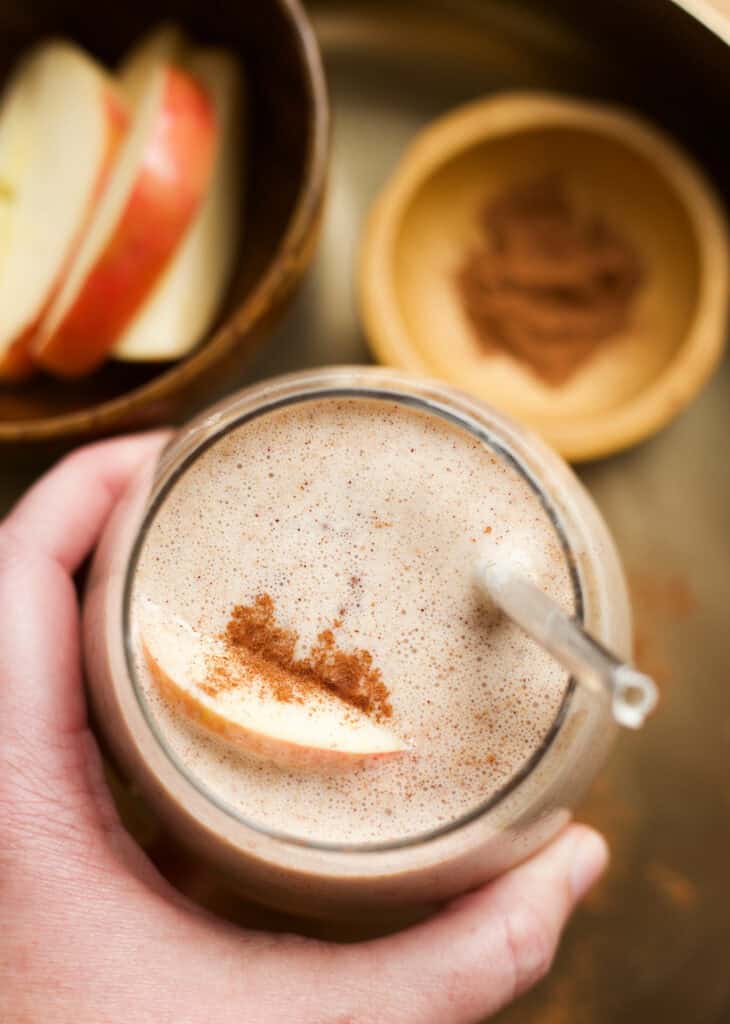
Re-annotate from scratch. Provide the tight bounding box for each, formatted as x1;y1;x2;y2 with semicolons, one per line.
0;0;328;444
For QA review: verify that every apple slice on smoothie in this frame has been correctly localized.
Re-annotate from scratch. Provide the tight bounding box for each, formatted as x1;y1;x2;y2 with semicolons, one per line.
140;603;407;771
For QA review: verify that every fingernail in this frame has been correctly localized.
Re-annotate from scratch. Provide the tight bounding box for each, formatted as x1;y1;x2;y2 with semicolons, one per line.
570;829;609;900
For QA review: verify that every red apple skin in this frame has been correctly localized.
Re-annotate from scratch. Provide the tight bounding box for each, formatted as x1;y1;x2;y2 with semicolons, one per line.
34;68;216;378
0;88;128;382
0;331;34;380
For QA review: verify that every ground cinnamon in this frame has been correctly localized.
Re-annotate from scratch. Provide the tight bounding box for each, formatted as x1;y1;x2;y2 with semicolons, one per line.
205;593;392;721
456;174;644;385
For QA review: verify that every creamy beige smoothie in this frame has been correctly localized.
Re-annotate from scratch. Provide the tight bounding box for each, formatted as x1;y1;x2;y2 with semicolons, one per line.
84;367;630;916
129;396;575;846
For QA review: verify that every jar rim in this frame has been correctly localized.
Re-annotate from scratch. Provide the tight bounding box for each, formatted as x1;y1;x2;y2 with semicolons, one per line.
122;366;585;855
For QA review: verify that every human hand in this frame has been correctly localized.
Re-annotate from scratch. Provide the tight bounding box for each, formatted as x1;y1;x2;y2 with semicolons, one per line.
0;435;608;1024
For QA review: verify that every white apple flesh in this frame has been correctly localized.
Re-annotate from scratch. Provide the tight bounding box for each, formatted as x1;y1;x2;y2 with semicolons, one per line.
113;48;243;363
139;602;407;772
119;22;188;106
0;65;33;272
0;41;127;380
34;62;216;378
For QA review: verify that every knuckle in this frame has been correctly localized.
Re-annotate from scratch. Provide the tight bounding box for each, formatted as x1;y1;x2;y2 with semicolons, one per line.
56;442;117;494
0;525;25;576
503;900;558;997
55;443;95;476
0;523;46;585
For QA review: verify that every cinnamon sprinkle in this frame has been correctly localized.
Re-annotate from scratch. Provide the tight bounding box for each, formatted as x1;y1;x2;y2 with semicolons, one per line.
205;593;392;721
456;174;644;385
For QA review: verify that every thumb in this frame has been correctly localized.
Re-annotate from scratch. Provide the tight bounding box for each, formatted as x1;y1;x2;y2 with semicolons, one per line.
335;825;607;1024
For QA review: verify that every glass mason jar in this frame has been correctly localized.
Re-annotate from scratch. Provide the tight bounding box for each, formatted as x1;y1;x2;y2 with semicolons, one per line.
83;366;631;920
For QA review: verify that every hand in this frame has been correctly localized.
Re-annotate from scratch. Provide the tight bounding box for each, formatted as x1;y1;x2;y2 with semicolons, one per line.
0;435;608;1024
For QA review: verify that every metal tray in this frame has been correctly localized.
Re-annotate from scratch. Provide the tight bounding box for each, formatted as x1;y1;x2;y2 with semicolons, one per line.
291;3;730;1020
2;1;729;1020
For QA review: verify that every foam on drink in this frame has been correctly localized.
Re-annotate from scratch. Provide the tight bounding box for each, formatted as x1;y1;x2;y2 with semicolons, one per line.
130;397;575;844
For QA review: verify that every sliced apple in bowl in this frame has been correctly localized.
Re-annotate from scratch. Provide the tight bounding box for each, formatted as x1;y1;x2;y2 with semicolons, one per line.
119;22;189;106
34;61;217;378
113;48;243;363
0;62;32;271
139;602;407;772
0;41;127;381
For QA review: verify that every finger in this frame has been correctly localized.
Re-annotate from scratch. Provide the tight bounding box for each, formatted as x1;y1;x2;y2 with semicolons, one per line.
3;431;171;573
0;433;169;741
0;570;190;897
334;825;608;1024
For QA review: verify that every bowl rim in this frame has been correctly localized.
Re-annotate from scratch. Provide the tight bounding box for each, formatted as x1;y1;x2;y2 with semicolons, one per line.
359;91;730;462
1;0;330;444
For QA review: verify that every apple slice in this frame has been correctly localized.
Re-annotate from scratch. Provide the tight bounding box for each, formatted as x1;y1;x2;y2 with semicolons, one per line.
0;42;127;381
119;22;188;106
113;48;243;362
33;62;216;378
139;602;407;771
0;64;33;272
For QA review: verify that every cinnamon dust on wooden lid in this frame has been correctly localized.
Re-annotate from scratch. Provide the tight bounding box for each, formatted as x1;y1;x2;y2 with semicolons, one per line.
205;593;393;722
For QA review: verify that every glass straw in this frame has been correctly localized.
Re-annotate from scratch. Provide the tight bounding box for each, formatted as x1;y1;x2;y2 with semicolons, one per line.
475;558;658;729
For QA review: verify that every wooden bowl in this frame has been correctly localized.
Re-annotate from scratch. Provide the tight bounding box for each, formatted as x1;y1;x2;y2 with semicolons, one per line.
0;0;328;444
359;92;730;462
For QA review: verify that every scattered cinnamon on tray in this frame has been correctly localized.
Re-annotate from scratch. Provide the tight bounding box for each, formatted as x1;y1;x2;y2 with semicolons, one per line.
456;173;644;385
204;593;392;721
629;571;697;694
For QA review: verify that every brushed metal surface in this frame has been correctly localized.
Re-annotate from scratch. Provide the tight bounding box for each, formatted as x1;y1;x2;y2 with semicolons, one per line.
1;1;729;1020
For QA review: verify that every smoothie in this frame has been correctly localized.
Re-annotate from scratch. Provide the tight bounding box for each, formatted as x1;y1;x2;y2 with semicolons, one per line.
130;396;574;846
84;368;630;915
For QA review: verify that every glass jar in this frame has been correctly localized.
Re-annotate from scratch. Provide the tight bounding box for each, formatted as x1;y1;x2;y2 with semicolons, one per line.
83;366;630;919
